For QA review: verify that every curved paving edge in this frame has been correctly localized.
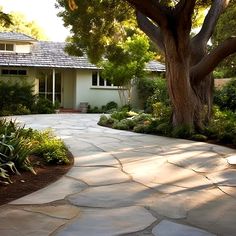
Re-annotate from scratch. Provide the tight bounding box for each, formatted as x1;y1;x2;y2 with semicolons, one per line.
0;114;236;236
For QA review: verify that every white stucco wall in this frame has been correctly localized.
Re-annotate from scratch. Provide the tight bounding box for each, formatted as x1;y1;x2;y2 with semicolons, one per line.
75;70;125;109
15;43;32;53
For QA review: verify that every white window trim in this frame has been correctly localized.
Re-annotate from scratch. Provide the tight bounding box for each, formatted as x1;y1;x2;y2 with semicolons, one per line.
0;43;15;52
91;71;118;89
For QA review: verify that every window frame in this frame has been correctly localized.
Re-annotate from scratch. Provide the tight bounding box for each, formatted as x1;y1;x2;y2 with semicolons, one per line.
91;71;118;89
0;43;15;52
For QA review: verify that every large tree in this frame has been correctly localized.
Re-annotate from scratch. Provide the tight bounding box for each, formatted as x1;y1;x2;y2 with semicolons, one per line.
0;10;47;40
57;0;236;130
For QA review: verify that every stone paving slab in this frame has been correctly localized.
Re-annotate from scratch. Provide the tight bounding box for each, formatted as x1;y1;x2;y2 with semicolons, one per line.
55;206;156;236
152;220;216;236
73;151;119;167
67;182;159;208
66;166;130;186
206;169;236;186
168;151;228;172
10;177;87;205
150;162;213;190
0;208;66;236
23;204;80;220
5;114;236;236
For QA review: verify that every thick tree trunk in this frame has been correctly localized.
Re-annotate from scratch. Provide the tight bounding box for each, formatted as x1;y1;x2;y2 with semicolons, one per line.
164;32;197;128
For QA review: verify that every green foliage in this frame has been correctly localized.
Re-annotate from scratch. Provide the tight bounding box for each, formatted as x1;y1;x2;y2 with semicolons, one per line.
214;79;236;112
31;130;69;164
112;119;135;130
191;134;208;142
57;0;132;64
0;119;69;184
172;125;194;139
212;2;236;77
32;97;55;114
98;115;109;126
0;80;35;116
0;11;47;40
0;119;34;184
152;102;171;121
111;111;128;121
205;106;236;144
101;34;154;90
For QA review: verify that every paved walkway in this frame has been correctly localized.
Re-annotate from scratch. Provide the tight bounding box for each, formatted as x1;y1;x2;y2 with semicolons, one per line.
1;114;236;236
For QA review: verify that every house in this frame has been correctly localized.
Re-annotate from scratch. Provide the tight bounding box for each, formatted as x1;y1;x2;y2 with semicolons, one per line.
0;32;165;110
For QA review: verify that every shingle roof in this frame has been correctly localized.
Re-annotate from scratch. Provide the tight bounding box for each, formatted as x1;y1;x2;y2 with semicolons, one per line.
0;34;165;71
146;60;165;72
0;32;36;42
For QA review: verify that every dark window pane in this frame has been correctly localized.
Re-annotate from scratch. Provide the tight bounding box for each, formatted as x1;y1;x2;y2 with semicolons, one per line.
106;80;112;86
92;72;98;86
18;70;27;75
1;69;9;75
99;76;105;86
9;70;17;75
6;44;14;51
0;44;5;50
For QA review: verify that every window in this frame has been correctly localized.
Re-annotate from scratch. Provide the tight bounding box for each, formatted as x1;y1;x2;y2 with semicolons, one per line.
1;69;27;76
0;43;14;51
92;72;98;86
91;72;116;88
39;72;61;103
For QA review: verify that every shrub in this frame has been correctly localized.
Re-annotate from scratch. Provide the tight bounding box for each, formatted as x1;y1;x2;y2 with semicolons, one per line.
0;80;35;116
105;101;118;110
152;102;171;121
98;115;109;126
133;124;150;133
191;134;208;142
205;106;236;144
172;125;194;139
112;119;135;130
0;119;35;184
156;122;173;136
214;78;236;112
111;111;128;121
31;129;69;165
32;97;55;114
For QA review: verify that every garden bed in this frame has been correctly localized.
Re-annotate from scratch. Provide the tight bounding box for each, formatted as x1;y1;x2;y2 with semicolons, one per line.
0;152;73;205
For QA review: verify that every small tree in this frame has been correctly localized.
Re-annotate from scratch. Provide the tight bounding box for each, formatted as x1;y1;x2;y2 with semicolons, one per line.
101;34;154;105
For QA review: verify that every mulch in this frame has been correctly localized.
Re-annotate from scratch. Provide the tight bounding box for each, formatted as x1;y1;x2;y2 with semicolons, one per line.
0;153;74;206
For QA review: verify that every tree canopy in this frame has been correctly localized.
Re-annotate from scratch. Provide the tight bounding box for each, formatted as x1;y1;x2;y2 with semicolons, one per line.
0;10;47;40
57;0;236;129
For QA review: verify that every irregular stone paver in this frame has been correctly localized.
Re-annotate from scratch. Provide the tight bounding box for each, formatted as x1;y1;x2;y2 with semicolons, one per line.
206;169;236;186
186;192;236;235
56;206;156;236
150;163;212;190
3;114;236;236
148;195;187;219
0;209;66;236
218;186;236;198
10;177;87;204
73;151;119;166
23;204;80;219
67;182;158;208
227;155;236;165
168;151;228;172
152;220;216;236
66;166;129;185
123;157;166;185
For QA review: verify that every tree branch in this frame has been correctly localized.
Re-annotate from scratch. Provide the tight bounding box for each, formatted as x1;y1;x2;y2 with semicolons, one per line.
126;0;168;28
190;37;236;82
192;0;230;46
136;11;164;52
